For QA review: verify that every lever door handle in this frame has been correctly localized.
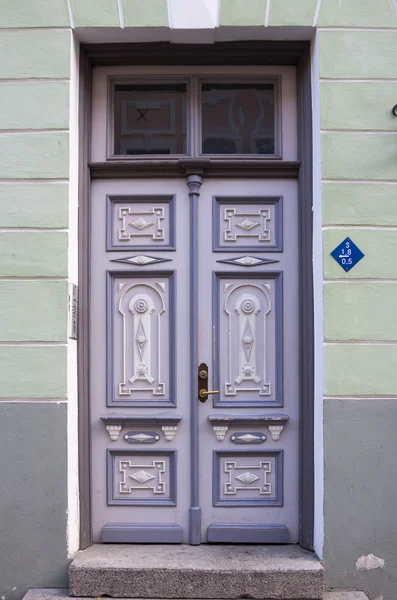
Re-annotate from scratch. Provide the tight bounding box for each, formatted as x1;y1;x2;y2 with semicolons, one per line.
197;362;219;402
198;389;220;399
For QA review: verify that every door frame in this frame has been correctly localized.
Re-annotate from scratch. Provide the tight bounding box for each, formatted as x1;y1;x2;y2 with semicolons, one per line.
77;40;314;550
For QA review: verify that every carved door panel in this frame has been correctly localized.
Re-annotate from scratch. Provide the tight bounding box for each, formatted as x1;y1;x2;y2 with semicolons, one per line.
198;179;299;543
90;178;191;543
90;177;299;544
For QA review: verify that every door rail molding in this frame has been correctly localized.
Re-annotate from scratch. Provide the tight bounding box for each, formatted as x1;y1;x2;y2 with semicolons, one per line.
208;414;289;442
100;413;182;442
100;413;182;426
208;413;289;425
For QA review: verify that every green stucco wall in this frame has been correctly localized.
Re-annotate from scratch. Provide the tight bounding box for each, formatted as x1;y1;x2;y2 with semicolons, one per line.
0;13;71;600
319;22;397;600
0;2;396;600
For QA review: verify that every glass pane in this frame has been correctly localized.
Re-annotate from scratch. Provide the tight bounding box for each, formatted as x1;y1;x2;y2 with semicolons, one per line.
201;83;275;155
113;84;187;156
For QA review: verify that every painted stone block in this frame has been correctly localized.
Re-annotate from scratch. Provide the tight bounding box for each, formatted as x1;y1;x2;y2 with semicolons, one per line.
0;30;70;79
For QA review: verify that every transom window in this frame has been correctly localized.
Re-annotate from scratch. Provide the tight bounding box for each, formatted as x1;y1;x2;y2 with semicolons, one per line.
110;77;280;159
113;83;187;156
201;83;275;155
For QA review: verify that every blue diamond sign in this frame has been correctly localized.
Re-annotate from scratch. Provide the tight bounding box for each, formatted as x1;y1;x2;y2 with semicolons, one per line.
330;237;364;272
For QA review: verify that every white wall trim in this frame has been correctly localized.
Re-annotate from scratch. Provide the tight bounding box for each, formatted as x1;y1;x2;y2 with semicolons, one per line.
67;30;80;557
118;0;125;29
311;32;324;559
265;0;271;27
66;0;75;29
312;0;323;27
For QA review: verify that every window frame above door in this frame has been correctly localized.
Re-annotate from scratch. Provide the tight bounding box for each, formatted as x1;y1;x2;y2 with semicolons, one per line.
106;74;283;160
92;65;297;169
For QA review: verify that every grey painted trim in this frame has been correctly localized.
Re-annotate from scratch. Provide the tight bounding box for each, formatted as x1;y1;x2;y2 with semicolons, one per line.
100;413;182;427
216;256;279;267
102;523;183;543
107;449;177;506
208;413;288;426
213;196;283;253
90;160;300;179
297;45;314;551
186;174;203;545
106;194;176;252
106;270;176;408
84;41;310;66
212;271;283;408
213;450;284;507
79;40;314;549
207;523;289;544
78;48;92;549
230;432;266;444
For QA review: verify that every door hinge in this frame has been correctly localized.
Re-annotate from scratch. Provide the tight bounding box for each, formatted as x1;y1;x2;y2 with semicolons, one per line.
68;283;78;340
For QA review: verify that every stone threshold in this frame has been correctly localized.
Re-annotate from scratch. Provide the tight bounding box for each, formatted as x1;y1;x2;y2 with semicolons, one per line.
68;544;324;599
23;588;369;600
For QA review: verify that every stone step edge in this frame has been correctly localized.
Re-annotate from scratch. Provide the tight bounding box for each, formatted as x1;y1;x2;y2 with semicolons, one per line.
23;589;369;600
68;544;324;599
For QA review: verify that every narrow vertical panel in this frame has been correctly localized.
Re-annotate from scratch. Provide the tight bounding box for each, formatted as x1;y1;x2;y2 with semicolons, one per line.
107;272;175;407
213;272;283;408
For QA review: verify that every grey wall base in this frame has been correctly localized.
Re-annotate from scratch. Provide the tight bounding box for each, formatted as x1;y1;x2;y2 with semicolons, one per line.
324;399;397;600
102;523;183;543
0;403;69;600
207;523;290;543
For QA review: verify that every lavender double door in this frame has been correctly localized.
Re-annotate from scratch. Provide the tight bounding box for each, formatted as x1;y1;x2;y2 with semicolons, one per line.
90;177;299;544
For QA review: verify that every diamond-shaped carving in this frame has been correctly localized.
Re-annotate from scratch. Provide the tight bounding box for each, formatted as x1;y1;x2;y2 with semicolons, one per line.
131;217;153;230
242;319;254;361
123;431;160;444
129;470;155;483
235;471;260;484
235;218;259;231
135;318;147;360
230;432;267;444
131;255;154;265
111;255;171;266
238;434;261;442
129;434;154;442
217;256;279;268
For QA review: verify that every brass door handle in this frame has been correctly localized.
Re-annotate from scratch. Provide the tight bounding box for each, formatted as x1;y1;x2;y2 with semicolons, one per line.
198;389;220;399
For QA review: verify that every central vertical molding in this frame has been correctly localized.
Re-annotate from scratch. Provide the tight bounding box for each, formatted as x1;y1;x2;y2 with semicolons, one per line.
187;172;203;545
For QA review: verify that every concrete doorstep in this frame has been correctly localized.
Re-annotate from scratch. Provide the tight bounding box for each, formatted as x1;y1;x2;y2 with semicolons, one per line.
68;544;324;599
23;589;370;600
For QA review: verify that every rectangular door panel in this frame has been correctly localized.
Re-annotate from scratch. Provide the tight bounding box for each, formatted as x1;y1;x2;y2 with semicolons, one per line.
108;272;175;407
213;196;283;252
107;195;175;251
213;273;282;408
